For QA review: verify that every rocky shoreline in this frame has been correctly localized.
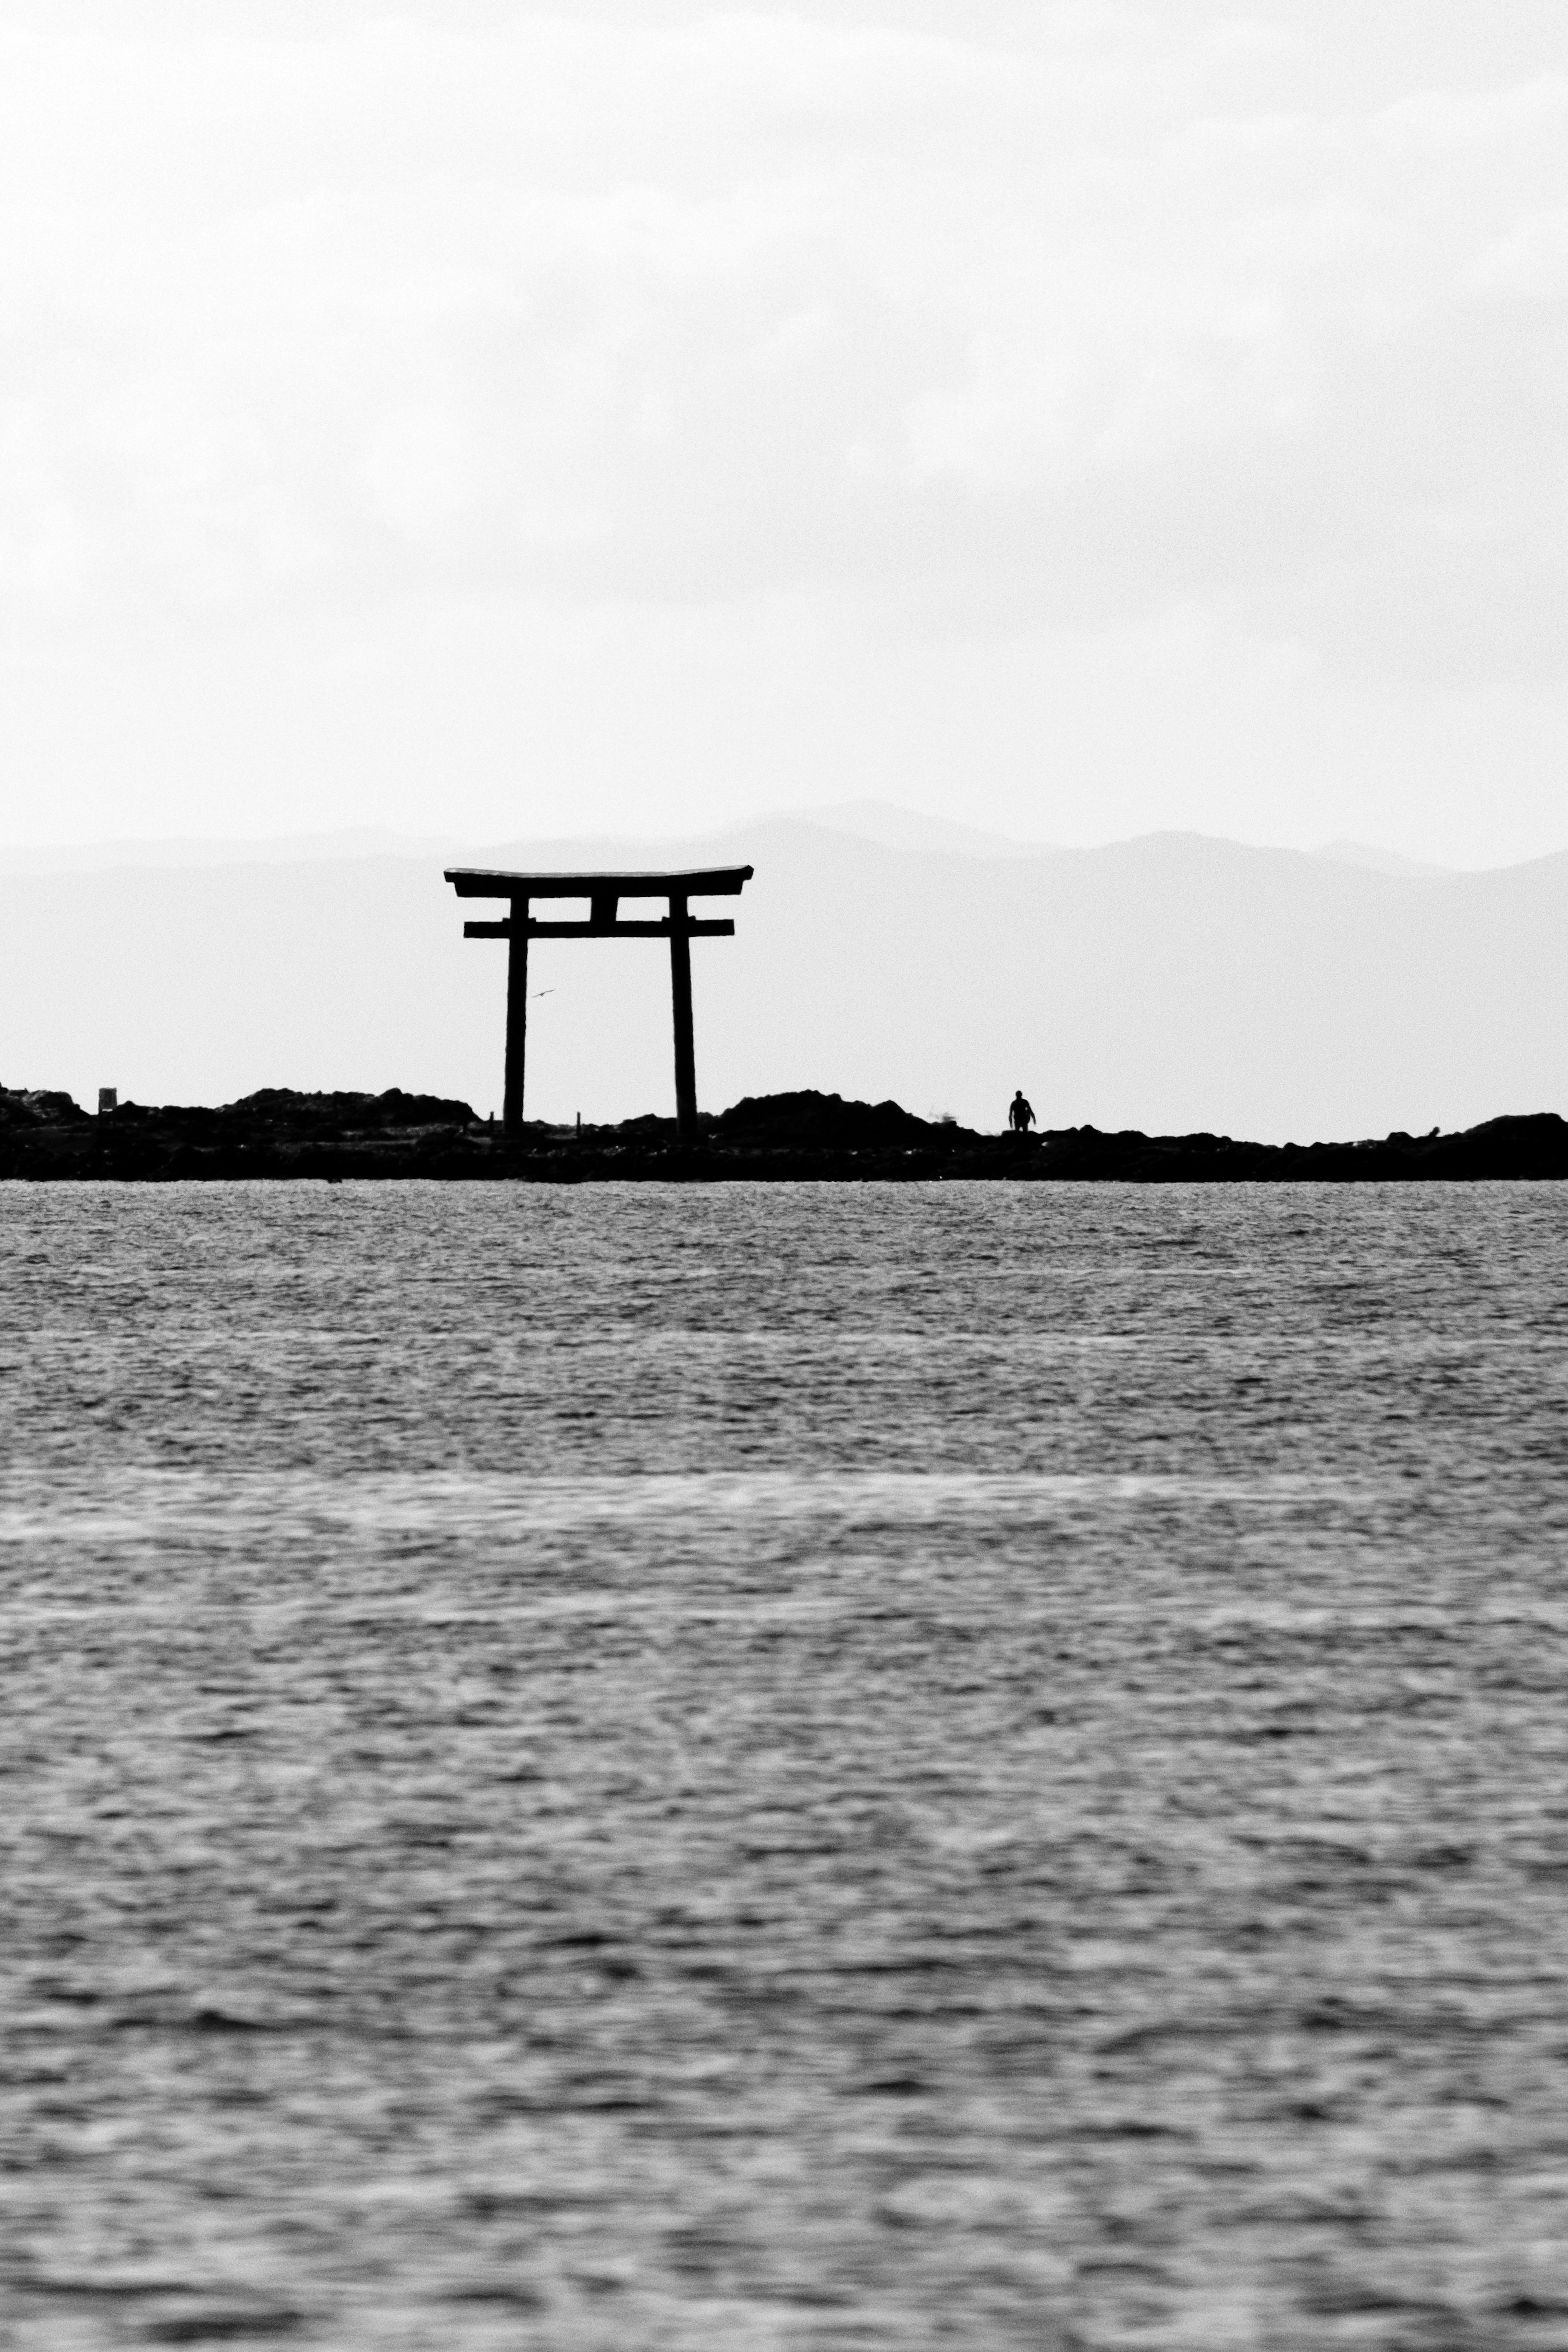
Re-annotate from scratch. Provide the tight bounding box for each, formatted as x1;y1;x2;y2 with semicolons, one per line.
3;1085;1566;1182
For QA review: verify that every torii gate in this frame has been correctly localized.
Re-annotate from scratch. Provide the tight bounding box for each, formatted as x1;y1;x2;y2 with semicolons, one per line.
445;865;754;1142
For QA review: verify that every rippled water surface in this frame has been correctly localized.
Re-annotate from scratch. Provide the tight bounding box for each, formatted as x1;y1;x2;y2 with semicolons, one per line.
2;1180;1567;2350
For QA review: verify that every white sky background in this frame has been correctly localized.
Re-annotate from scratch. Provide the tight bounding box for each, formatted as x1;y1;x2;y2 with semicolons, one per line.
1;0;1566;864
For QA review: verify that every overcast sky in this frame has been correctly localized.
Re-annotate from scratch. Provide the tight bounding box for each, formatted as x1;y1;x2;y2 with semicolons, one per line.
2;0;1565;862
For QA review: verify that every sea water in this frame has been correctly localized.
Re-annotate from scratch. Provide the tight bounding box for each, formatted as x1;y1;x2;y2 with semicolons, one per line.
2;1181;1566;2350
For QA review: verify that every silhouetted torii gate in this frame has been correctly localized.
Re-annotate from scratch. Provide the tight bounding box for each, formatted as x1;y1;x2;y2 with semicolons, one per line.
445;865;754;1142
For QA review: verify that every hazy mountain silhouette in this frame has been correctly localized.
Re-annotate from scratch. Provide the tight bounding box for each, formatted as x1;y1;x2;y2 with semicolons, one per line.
1313;839;1453;878
777;800;1047;860
1;818;1562;1143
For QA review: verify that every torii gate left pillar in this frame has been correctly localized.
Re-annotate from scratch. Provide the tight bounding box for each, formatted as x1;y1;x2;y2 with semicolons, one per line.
503;892;530;1134
445;864;754;1142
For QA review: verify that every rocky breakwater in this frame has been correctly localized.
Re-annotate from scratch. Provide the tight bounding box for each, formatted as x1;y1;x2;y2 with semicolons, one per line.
2;1084;1566;1180
0;1087;485;1181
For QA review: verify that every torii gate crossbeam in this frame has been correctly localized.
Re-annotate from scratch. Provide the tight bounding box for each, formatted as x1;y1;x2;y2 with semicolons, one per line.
445;865;754;1142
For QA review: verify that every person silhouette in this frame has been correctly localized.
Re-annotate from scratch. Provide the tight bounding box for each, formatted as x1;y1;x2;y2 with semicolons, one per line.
1009;1090;1036;1134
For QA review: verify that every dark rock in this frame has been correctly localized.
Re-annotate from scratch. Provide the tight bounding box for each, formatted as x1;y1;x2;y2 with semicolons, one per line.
0;1087;89;1125
713;1090;952;1147
613;1113;680;1139
224;1087;477;1130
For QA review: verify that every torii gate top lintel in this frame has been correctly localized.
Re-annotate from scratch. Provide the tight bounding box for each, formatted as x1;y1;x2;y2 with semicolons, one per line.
445;864;752;900
445;864;753;1141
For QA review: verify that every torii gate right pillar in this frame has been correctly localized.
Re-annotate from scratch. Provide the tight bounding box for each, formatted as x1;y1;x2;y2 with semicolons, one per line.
668;895;698;1141
503;895;529;1138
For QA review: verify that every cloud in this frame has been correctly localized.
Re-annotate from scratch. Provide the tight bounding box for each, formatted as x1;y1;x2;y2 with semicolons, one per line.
0;2;1564;696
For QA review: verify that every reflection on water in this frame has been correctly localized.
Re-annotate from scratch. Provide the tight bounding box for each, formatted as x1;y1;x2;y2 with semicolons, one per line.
2;1180;1566;2349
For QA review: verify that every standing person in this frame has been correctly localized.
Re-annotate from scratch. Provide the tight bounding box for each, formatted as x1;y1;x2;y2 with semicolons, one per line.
1008;1089;1036;1134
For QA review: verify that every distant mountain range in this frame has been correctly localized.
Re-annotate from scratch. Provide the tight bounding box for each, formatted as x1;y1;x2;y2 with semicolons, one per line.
0;803;1461;875
0;813;1561;1143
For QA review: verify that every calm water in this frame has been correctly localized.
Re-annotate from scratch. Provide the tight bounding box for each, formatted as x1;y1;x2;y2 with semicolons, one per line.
2;1181;1567;2351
